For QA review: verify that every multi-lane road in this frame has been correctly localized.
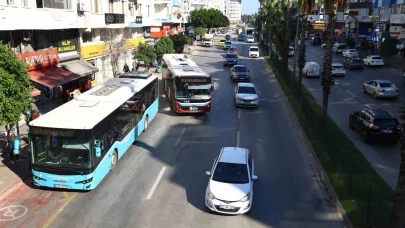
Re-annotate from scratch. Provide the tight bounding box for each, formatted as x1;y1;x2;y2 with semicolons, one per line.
0;36;346;227
284;42;403;190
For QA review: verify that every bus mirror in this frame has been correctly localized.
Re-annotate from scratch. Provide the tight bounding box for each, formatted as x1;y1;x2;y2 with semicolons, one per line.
94;140;101;158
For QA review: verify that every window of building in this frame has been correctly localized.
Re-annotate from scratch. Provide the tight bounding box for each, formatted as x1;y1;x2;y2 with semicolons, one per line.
37;0;72;9
82;31;93;43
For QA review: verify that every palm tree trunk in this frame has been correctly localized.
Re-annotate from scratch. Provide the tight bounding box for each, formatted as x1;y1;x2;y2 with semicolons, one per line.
297;14;307;101
320;6;337;132
392;141;405;227
283;0;291;75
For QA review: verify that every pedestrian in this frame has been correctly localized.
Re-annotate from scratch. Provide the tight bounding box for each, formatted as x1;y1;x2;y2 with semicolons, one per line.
123;63;129;73
7;130;16;164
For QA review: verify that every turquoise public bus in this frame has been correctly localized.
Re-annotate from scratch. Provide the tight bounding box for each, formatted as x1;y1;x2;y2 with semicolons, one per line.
28;72;158;190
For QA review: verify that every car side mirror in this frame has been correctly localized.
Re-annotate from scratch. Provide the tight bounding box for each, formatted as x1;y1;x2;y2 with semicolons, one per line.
252;175;258;180
206;171;211;176
94;140;101;158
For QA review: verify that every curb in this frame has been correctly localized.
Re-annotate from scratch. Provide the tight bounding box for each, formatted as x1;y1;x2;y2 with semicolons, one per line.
0;174;31;200
261;54;353;228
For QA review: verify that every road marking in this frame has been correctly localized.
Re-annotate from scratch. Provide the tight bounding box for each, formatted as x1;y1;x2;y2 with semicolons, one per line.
174;128;186;147
146;166;167;200
42;193;77;228
238;108;241;119
346;90;355;97
365;104;372;109
0;205;28;221
236;131;240;147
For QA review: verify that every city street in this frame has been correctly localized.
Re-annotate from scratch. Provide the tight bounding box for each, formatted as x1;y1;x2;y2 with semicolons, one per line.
286;42;402;190
0;37;345;228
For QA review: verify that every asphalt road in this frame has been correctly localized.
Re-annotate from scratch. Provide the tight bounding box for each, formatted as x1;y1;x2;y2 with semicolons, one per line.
285;42;402;190
47;36;344;228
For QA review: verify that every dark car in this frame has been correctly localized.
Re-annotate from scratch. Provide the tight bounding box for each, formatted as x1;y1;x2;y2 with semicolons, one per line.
230;65;250;82
311;37;322;45
223;53;238;66
349;109;401;143
343;57;364;70
238;34;245;41
225;34;231;40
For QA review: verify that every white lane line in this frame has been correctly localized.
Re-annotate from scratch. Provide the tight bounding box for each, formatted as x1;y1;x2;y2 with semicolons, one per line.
174;128;186;147
146;166;167;200
346;90;356;97
236;131;240;147
365;104;372;109
238;108;241;119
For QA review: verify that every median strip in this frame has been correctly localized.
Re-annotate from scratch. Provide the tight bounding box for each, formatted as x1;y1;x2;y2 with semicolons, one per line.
259;43;395;227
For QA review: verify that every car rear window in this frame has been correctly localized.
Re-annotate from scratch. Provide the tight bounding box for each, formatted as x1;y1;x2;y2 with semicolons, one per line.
352;59;362;63
225;42;232;45
372;57;382;60
374;119;398;128
250;48;259;52
235;66;247;72
212;162;249;184
229;48;236;51
333;65;343;69
220;39;226;42
226;54;237;58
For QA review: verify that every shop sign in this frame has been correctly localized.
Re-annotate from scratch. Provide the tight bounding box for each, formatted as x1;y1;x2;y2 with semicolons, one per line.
81;43;107;59
163;25;170;30
390;26;402;37
151;27;161;33
16;49;59;71
105;13;125;24
123;38;146;50
135;16;142;24
57;39;77;53
312;22;325;31
150;27;162;38
390;14;405;24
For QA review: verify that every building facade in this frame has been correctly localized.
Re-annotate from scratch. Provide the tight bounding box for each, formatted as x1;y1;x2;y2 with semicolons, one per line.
225;0;241;24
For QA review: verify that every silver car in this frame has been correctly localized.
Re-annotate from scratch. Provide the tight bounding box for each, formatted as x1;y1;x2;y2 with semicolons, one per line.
363;80;399;99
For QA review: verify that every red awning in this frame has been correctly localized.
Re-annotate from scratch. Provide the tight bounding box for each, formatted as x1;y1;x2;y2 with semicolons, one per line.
28;66;81;88
31;88;41;97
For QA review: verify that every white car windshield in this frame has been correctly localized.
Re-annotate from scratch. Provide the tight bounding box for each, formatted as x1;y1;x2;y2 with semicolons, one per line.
212;162;249;184
238;86;256;94
250;48;259;52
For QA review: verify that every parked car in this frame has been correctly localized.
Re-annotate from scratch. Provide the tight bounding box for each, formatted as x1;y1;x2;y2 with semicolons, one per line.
363;55;384;67
228;47;239;56
223;53;238;66
225;34;231;40
331;63;346;77
247;35;254;43
349;109;401;143
343;57;364;70
234;83;259;107
248;46;260;58
288;47;294;56
363;80;399;99
205;147;258;214
230;65;250;82
342;49;359;58
332;43;347;53
302;62;321;78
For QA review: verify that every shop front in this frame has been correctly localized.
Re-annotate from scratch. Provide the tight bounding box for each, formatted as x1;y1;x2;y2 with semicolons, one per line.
162;23;173;36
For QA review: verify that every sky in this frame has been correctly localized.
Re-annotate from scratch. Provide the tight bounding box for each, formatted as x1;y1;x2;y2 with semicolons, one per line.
241;0;260;15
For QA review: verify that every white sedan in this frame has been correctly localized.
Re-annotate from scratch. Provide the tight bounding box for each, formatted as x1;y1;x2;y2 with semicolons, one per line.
363;55;385;67
205;147;258;215
342;49;359;58
234;83;259;107
331;63;346;77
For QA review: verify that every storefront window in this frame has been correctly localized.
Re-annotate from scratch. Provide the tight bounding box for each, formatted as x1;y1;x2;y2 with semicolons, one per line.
37;0;72;9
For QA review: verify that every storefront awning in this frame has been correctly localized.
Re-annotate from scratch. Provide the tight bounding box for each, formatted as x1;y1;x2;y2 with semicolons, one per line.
31;88;41;97
28;66;81;88
61;60;99;77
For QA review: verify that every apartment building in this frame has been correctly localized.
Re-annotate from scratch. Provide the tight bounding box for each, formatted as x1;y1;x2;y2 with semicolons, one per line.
225;0;241;24
189;0;211;11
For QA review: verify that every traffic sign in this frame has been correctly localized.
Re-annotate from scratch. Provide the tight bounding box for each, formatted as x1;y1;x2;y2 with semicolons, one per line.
307;15;320;22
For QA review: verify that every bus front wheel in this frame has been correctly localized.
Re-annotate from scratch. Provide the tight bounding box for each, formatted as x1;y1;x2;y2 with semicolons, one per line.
111;150;118;171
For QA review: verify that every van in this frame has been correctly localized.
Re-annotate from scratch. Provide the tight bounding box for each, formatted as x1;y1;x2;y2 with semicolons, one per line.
333;43;347;53
249;46;259;58
288;47;294;56
303;62;320;78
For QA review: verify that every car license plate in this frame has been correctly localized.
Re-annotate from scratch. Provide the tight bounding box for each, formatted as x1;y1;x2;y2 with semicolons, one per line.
55;184;67;189
219;205;235;209
382;129;393;133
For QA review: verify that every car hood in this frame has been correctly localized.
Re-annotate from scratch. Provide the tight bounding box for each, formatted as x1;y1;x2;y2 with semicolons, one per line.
237;94;258;100
235;71;249;75
209;180;250;201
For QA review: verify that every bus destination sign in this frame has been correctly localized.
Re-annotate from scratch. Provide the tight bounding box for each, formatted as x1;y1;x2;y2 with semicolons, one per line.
181;78;211;83
30;127;75;137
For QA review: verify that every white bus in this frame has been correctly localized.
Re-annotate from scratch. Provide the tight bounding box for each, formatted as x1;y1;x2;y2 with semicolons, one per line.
162;54;214;113
29;72;159;190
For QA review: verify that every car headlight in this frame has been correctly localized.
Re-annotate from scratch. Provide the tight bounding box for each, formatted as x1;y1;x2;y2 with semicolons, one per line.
208;190;216;199
237;97;243;101
252;98;258;101
240;193;250;202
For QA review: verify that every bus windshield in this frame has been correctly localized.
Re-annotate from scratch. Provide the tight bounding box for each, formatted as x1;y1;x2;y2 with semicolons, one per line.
175;77;211;99
30;128;92;173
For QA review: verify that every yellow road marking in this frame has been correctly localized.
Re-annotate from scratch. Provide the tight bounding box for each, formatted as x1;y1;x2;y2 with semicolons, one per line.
42;193;77;228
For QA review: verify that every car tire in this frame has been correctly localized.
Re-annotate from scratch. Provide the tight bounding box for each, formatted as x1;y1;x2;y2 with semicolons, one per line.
363;86;367;93
373;92;378;99
349;120;355;130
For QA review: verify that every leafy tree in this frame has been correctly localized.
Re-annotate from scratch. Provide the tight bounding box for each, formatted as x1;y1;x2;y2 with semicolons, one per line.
345;38;355;48
133;43;157;69
189;8;229;29
380;36;398;66
170;33;191;54
154;37;174;64
193;27;206;37
0;41;32;127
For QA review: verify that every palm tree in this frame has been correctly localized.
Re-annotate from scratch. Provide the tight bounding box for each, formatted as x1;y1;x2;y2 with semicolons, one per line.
265;0;276;57
267;0;288;59
320;0;346;131
284;0;292;74
296;0;317;101
258;0;266;42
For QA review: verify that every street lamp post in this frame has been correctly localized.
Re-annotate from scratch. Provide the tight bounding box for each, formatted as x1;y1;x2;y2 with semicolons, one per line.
293;12;300;77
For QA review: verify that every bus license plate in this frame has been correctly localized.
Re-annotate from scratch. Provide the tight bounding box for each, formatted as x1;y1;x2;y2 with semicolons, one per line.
55;184;67;189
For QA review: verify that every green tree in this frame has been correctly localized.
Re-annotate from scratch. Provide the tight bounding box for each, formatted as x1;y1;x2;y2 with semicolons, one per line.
154;37;174;64
170;33;191;54
133;43;157;70
0;41;32;127
380;36;398;66
193;27;206;37
189;8;229;29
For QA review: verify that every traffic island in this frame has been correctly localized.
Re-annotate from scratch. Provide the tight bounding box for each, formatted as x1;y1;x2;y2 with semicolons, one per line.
259;43;395;228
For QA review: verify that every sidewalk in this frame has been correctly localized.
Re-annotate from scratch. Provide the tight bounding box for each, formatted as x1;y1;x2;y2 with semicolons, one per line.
387;55;405;73
0;99;60;197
